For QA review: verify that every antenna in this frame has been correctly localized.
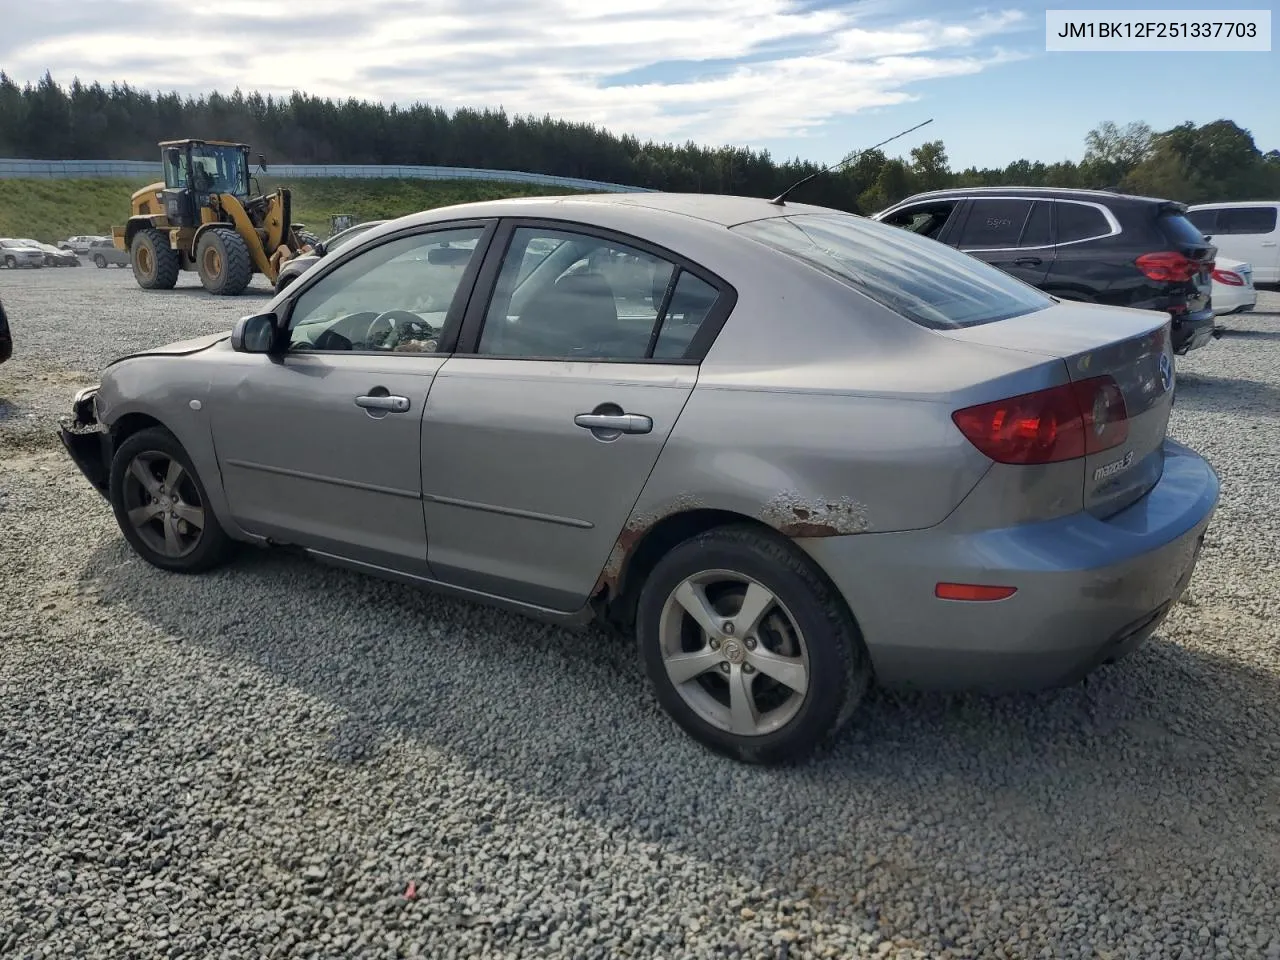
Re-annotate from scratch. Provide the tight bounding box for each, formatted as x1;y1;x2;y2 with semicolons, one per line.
769;118;935;206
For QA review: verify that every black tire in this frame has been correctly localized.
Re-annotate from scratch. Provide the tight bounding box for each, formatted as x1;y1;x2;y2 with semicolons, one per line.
274;271;296;294
635;524;871;765
131;229;180;289
94;254;107;268
3;256;14;269
108;427;235;574
196;227;252;295
296;229;322;249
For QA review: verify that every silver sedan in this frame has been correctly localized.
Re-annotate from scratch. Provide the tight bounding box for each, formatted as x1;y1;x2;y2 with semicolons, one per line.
59;193;1218;763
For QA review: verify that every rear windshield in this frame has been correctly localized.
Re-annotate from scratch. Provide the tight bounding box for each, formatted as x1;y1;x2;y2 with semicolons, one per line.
1161;211;1213;246
732;213;1053;329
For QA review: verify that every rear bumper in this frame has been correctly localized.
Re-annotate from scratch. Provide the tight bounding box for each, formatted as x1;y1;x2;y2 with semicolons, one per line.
800;438;1219;693
1171;310;1216;354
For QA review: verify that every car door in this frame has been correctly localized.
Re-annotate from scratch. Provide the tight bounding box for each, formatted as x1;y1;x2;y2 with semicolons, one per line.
420;220;733;612
953;196;1054;286
207;221;495;573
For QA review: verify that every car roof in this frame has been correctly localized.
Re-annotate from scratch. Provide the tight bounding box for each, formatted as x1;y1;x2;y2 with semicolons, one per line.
394;191;841;231
886;186;1180;207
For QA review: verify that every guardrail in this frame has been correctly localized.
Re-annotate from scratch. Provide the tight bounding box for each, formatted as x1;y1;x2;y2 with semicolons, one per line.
0;158;654;193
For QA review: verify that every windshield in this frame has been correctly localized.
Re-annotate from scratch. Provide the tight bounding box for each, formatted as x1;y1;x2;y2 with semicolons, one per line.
733;212;1053;329
170;144;249;195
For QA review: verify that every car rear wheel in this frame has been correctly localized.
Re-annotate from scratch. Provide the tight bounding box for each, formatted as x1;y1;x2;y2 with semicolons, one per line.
196;227;253;295
93;255;106;268
131;229;180;289
635;524;870;764
108;427;235;573
3;256;14;269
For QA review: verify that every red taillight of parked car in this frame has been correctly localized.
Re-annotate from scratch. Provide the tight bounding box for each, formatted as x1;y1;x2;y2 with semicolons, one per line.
1211;268;1245;286
951;376;1129;465
1135;251;1204;283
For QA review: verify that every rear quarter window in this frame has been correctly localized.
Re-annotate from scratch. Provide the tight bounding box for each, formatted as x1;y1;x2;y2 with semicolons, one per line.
1055;202;1112;244
1161;212;1215;246
733;213;1053;330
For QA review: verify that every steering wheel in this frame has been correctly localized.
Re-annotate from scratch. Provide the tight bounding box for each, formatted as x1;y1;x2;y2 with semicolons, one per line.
364;310;436;350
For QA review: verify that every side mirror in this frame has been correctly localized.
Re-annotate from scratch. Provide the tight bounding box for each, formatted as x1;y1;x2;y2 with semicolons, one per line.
230;312;279;354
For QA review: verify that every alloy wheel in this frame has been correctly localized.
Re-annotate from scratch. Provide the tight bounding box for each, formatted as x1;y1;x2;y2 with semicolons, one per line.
121;451;206;558
658;569;810;737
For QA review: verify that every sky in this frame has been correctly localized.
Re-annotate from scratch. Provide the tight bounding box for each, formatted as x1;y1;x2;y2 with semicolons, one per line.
0;0;1276;169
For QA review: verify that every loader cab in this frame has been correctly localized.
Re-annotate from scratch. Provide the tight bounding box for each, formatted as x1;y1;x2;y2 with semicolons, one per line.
160;140;251;227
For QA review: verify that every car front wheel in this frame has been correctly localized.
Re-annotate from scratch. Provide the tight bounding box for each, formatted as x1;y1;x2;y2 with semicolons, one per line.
108;427;235;573
635;524;870;764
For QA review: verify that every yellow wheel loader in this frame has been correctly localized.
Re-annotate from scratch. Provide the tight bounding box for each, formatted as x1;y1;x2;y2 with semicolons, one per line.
112;139;318;296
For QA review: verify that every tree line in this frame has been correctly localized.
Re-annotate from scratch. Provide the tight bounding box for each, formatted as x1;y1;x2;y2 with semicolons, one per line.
1;72;1277;212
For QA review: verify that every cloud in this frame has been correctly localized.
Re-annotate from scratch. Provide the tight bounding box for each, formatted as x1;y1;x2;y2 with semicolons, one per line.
3;0;1029;146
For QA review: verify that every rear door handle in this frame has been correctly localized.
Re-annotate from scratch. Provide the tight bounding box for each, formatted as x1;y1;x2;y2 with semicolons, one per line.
1013;257;1043;266
1262;241;1277;247
574;413;653;434
355;394;411;413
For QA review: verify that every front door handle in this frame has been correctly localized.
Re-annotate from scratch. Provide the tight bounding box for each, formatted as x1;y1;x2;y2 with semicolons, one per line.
574;413;653;434
1013;257;1043;266
355;394;411;413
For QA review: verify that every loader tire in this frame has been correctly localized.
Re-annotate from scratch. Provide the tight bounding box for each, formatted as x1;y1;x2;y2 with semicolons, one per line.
196;227;252;296
131;229;180;290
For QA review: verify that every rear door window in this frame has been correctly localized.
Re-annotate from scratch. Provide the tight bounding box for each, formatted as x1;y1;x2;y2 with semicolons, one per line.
733;213;1053;330
1218;206;1278;235
956;199;1034;249
1055;202;1112;244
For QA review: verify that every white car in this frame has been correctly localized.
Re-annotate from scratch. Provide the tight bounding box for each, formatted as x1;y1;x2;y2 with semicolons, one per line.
1187;202;1279;286
0;238;45;268
58;235;108;255
1211;257;1258;316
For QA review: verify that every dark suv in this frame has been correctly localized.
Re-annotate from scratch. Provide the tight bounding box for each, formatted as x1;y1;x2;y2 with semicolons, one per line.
873;187;1219;354
0;298;12;365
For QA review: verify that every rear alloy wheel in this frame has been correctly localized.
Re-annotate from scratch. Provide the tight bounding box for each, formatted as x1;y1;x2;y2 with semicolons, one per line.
131;229;180;289
196;227;252;295
108;427;234;573
636;524;870;764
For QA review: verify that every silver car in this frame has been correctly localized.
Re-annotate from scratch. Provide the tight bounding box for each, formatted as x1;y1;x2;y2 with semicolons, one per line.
58;193;1219;763
0;238;45;268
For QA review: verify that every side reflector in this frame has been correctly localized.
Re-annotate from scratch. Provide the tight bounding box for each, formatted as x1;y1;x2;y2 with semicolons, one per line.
935;583;1017;602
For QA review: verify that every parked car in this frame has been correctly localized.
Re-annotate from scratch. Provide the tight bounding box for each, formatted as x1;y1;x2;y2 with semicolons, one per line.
873;187;1219;355
18;239;80;267
0;238;45;269
274;219;388;293
58;193;1218;764
1186;202;1280;286
1210;257;1258;316
88;238;131;268
59;235;109;255
0;297;11;365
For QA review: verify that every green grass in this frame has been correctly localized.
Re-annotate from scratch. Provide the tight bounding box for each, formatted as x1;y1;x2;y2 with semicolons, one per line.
0;176;582;243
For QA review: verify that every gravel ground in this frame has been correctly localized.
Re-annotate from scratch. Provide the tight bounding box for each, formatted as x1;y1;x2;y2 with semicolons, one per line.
2;268;1279;959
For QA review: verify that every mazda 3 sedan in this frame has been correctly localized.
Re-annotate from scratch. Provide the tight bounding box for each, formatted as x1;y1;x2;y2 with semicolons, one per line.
59;193;1219;764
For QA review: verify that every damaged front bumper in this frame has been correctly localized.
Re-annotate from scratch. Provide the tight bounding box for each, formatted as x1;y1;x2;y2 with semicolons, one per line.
58;386;111;497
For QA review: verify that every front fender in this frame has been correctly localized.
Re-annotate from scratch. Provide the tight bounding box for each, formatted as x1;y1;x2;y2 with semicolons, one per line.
92;359;244;539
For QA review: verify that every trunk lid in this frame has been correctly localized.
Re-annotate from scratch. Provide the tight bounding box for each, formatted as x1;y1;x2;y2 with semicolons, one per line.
939;300;1175;519
1157;203;1217;315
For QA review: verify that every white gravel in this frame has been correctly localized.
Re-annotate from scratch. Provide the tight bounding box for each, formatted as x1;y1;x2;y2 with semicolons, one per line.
2;267;1279;959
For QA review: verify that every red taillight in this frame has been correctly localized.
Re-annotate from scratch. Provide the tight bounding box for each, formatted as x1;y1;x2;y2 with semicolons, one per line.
935;583;1017;602
1136;251;1199;283
1211;268;1244;286
951;376;1129;465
